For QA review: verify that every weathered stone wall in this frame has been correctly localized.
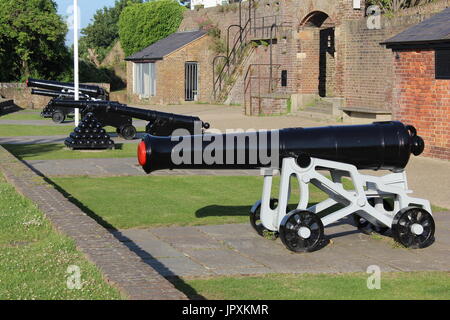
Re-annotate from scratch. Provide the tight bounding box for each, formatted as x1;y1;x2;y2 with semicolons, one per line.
0;82;110;109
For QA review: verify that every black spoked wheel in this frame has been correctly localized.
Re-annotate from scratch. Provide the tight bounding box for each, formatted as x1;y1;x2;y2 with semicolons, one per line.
249;198;278;238
120;125;137;140
279;210;324;253
392;207;435;249
52;111;65;124
353;198;392;234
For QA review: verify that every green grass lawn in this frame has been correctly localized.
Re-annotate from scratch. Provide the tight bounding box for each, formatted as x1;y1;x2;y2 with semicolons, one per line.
0;174;122;299
0;110;43;121
50;175;447;230
51;176;331;229
175;272;450;300
0;124;74;136
3;143;137;160
0;124;145;137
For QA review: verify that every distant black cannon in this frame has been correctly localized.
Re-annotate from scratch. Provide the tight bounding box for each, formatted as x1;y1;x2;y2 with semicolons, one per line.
137;122;435;252
27;78;108;123
27;78;108;99
52;100;210;140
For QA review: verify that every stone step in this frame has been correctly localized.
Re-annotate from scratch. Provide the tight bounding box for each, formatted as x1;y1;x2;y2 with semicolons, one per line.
292;110;340;122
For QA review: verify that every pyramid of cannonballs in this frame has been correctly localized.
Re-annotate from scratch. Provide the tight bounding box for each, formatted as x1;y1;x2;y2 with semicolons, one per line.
65;112;115;150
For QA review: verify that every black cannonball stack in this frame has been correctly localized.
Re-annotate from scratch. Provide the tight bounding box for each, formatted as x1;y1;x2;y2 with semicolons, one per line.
65;112;114;150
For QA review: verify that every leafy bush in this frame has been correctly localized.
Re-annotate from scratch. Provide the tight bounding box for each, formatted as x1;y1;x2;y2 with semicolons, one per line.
0;0;69;81
119;0;186;56
80;0;142;63
366;0;435;12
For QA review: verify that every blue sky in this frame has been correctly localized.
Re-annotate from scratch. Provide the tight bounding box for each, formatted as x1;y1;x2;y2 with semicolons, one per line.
55;0;117;45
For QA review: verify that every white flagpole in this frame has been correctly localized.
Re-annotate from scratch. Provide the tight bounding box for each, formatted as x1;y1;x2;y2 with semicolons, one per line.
74;0;80;126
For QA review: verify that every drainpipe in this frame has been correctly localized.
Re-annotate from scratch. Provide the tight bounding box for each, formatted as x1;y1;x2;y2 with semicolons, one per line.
269;23;277;92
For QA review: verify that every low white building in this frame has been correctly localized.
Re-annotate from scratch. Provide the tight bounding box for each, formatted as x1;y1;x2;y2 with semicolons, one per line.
190;0;245;10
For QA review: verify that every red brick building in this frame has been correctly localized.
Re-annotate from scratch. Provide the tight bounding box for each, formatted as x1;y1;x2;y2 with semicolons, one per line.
383;8;450;160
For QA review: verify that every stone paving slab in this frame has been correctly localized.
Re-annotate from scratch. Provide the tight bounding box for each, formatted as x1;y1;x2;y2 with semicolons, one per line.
25;158;262;177
118;212;450;278
0;145;187;300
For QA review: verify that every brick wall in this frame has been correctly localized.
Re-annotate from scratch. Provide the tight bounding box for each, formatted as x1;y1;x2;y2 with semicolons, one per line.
342;14;441;113
0;82;110;109
127;35;214;105
392;49;450;160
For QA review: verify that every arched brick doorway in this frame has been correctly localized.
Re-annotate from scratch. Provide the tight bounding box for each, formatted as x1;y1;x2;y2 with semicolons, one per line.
298;11;335;98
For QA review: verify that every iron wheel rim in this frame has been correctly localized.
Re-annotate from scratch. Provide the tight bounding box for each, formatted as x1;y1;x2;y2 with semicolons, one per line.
392;207;435;249
279;210;324;252
249;199;278;237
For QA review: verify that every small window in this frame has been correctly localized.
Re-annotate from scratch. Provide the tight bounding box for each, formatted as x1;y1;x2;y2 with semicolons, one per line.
133;62;156;97
281;70;288;87
435;49;450;79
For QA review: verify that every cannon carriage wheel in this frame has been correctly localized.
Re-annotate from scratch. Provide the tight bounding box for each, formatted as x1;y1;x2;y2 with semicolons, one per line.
249;198;279;239
52;111;65;124
279;210;325;252
391;207;435;249
118;124;137;140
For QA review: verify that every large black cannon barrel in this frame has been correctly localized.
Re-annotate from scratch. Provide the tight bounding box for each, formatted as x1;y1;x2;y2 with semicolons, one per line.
137;121;425;173
31;88;89;100
52;100;210;133
26;78;107;98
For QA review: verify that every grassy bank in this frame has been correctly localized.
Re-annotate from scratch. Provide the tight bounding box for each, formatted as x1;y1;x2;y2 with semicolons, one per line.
0;174;122;299
176;272;450;300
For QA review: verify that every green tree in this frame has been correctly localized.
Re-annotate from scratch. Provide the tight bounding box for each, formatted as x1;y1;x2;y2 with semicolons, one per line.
80;0;143;62
367;0;435;12
0;0;69;81
119;0;186;56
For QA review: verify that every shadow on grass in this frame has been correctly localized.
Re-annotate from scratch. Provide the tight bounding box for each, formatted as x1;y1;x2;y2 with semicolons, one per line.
3;144;66;160
195;203;362;242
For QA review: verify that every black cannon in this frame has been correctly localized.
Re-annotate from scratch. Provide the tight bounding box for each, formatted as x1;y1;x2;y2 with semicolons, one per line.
52;100;210;140
31;89;91;123
27;78;108;99
27;78;109;123
137;122;435;252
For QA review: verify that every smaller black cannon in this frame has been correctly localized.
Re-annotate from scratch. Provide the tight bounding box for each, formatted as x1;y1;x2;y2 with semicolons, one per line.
27;78;109;123
52;100;210;140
